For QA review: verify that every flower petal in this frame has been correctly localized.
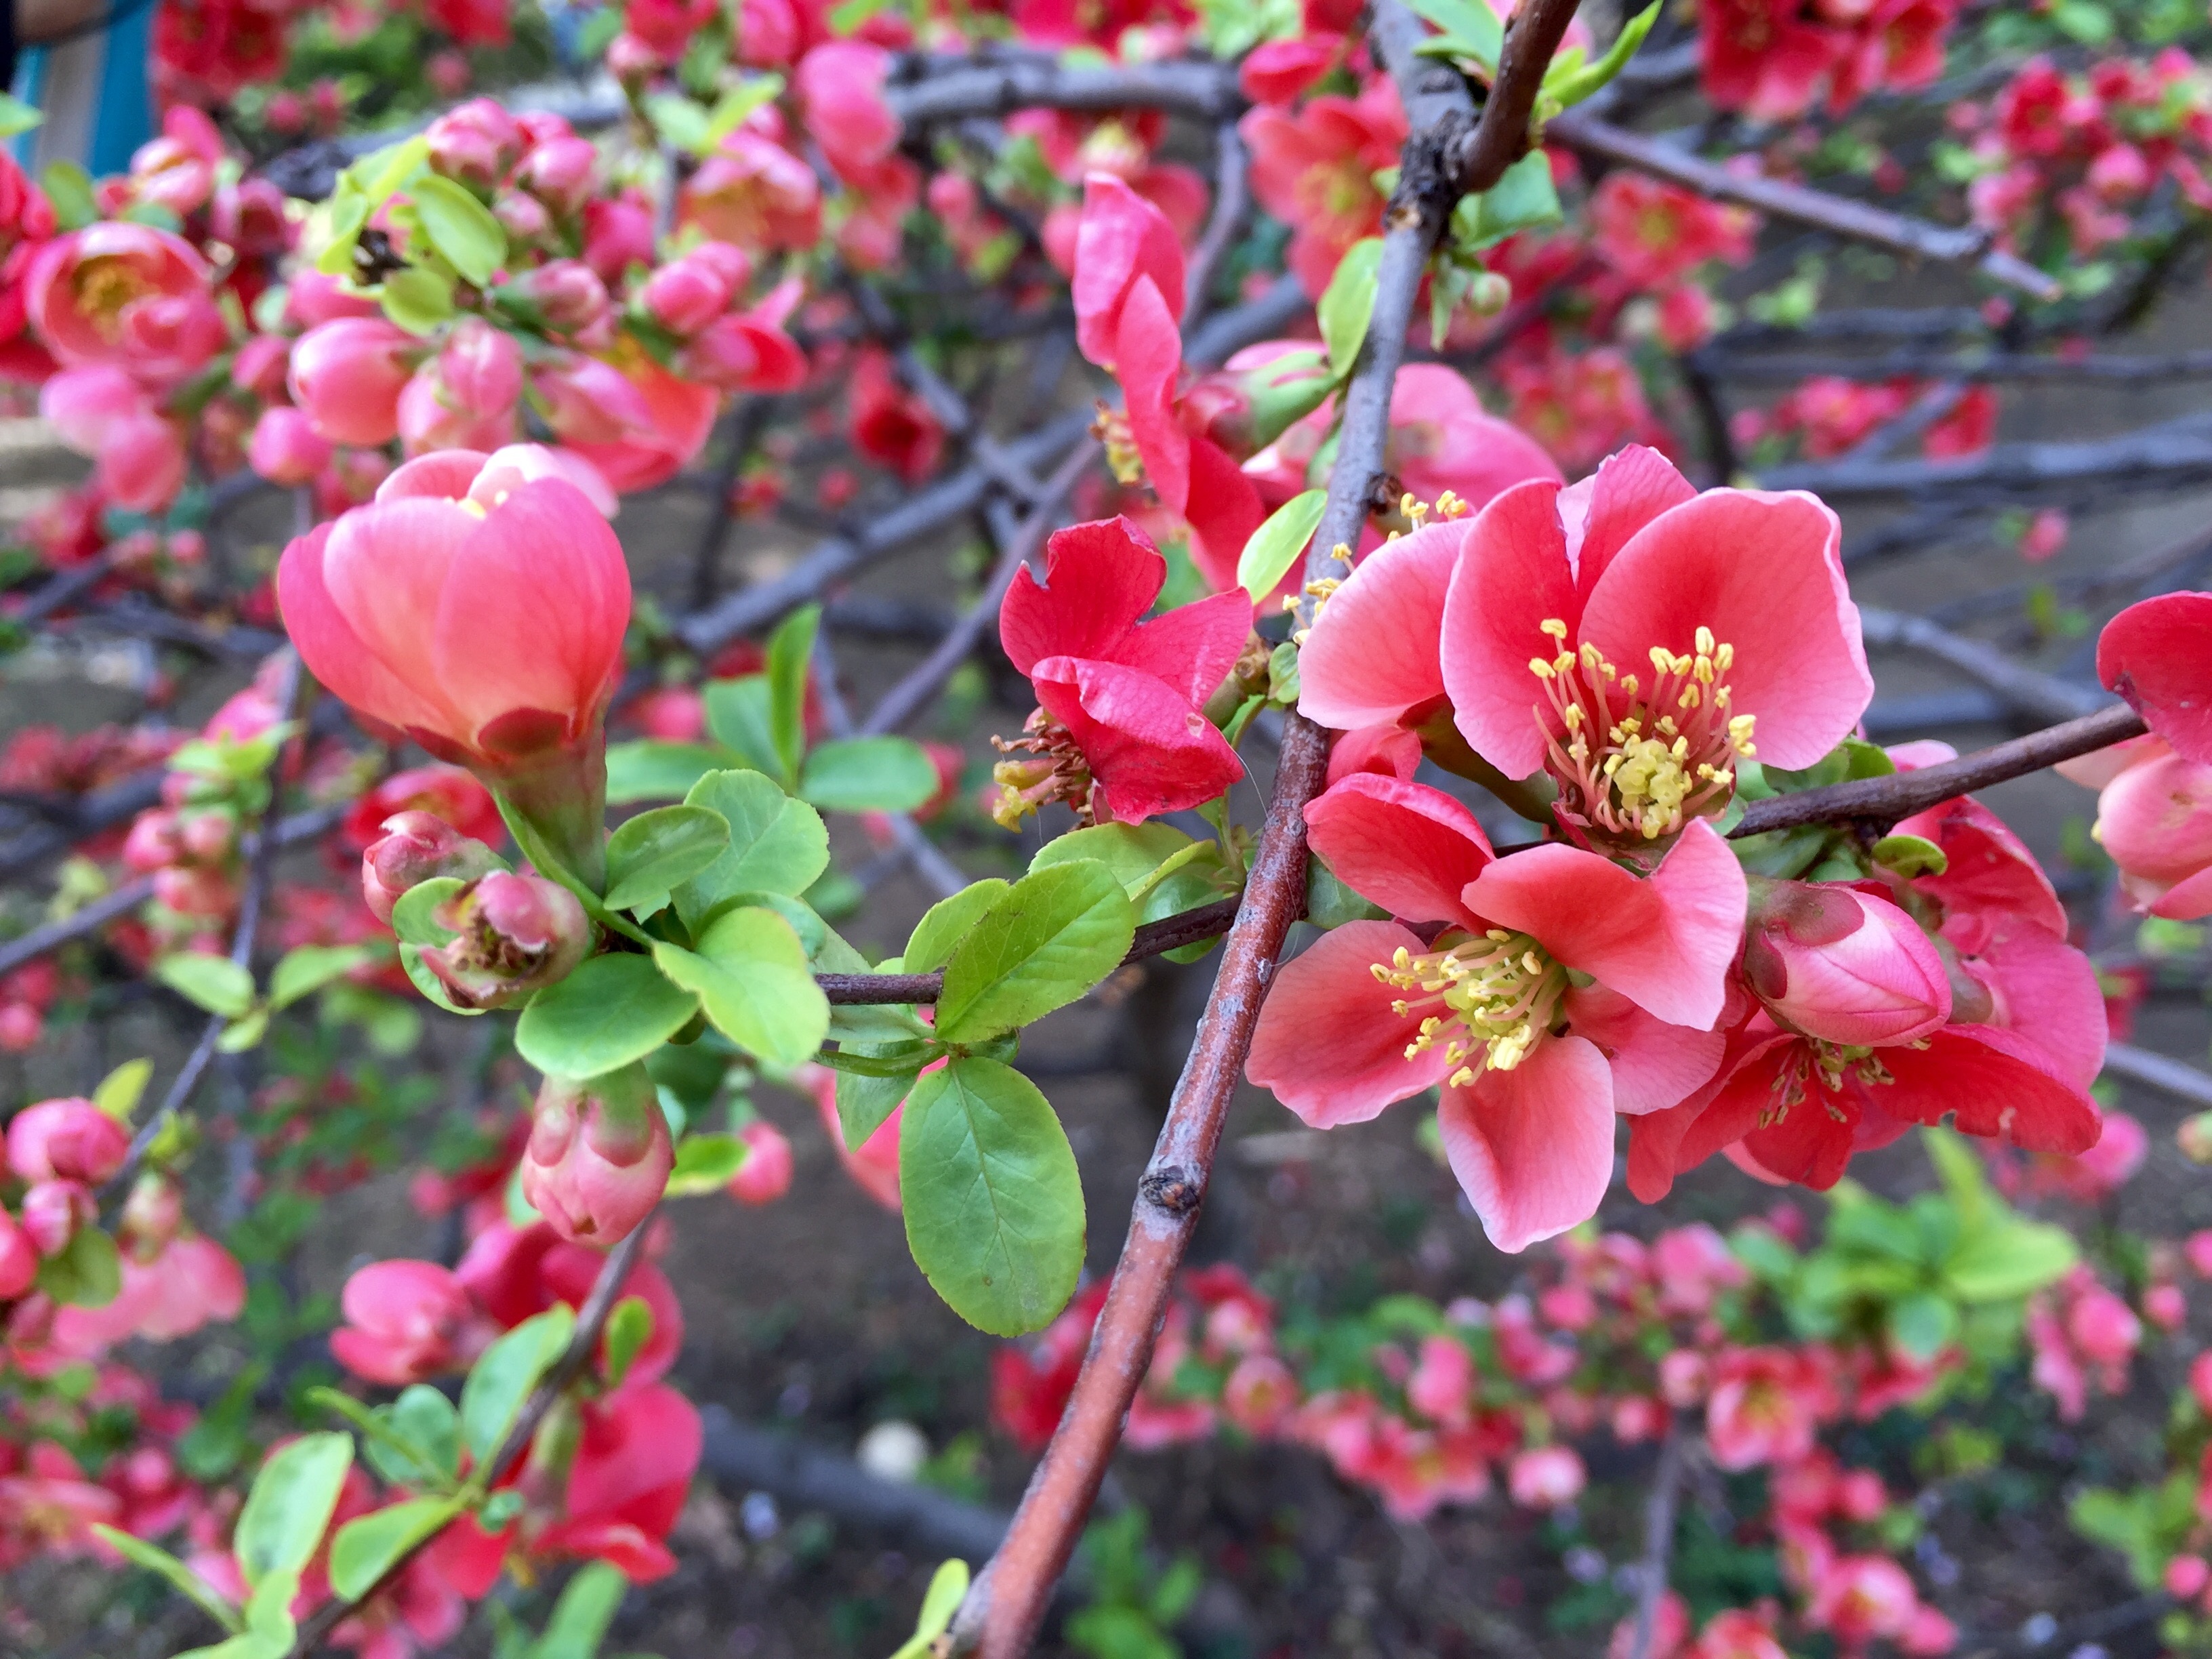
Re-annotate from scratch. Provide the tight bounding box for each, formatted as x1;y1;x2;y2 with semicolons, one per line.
1437;1035;1616;1252
1031;656;1244;821
1246;921;1452;1126
2100;591;2212;764
1298;518;1466;732
1001;516;1163;680
1462;819;1745;1030
1561;981;1725;1115
1569;443;1696;596
1578;488;1870;771
1304;773;1492;930
1073;173;1186;368
1876;1026;2102;1154
1439;478;1579;779
1123;587;1255;710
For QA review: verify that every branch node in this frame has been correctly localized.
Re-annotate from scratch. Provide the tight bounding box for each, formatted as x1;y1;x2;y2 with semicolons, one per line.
1138;1166;1206;1216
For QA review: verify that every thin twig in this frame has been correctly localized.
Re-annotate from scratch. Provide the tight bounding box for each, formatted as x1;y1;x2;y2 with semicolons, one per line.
1731;703;2146;838
1698;346;2212;385
2101;1042;2212;1109
1185;123;1250;324
1627;1421;1688;1659
1858;607;2112;724
1547;111;2062;302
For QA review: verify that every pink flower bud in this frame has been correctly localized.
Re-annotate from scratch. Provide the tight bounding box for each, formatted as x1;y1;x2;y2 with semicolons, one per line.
0;1210;35;1298
1406;1334;1473;1427
1899;1605;1957;1657
419;872;591;1010
284;270;382;329
361;810;505;924
581;196;655;283
1742;880;1950;1045
1837;1469;1887;1521
289;316;422;447
2148;1282;2188;1330
2170;1555;2211;1599
441;318;525;415
531;353;657;445
120;1172;182;1256
519;137;599;218
1658;1349;1708;1406
330;1259;480;1384
688;240;754;293
248;406;333;486
2181;1113;2212;1165
213;179;289;255
19;1180;93;1256
726;1120;794;1204
1507;1445;1586;1510
2068;1286;2142;1364
231;335;291;402
607;29;663;85
155;865;237;917
177;811;234;863
0;1006;43;1053
122;808;183;873
639;258;733;337
426;98;523;189
510;259;612;335
521;1063;674;1246
8;1097;130;1185
678;312;808;393
494;189;552;244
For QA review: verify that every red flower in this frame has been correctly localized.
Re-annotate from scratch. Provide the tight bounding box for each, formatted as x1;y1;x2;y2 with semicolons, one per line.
994;516;1253;825
2097;590;2212;764
1241;79;1407;296
1699;0;1842;120
848;348;945;483
1591;174;1757;290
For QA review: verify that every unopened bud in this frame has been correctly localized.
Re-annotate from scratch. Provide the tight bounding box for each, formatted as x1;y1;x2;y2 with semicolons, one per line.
727;1120;794;1204
0;1210;35;1298
424;98;523;190
518;136;598;218
120;1172;183;1256
363;810;505;924
1742;879;1950;1046
521;1063;672;1246
9;1096;131;1185
19;1180;93;1257
419;872;590;1010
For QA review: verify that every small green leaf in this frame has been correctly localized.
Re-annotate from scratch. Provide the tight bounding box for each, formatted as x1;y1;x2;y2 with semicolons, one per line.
36;1224;121;1307
93;1057;153;1122
767;605;821;789
309;1385;459;1490
644;92;712;155
606;740;725;804
1541;0;1658;107
1031;823;1222;926
1401;0;1502;68
1886;1292;1959;1360
653;907;830;1069
1237;488;1329;602
41;161;96;231
217;1008;272;1052
673;770;830;928
935;862;1137;1044
1456;149;1562;249
703;676;781;775
329;1497;464;1601
536;1560;630;1659
604;804;732;912
836;1061;922;1150
666;1132;747;1195
888;1559;972;1659
1871;834;1948;878
901;1057;1085;1335
1317;237;1384;379
905;880;1012;975
0;94;44;138
236;1434;354;1589
176;1566;299;1659
155;954;256;1019
270;944;374;1010
380;266;457;334
798;737;940;813
601;1296;655;1390
390;877;466;947
702;76;786;148
94;1527;243;1633
409;173;508;287
459;1306;576;1467
1944;1219;2078;1302
515;954;701;1080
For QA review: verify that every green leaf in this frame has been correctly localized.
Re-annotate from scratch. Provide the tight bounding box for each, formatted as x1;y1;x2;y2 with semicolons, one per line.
604;804;732;912
1886;1292;1959;1360
36;1224;121;1307
888;1559;972;1659
601;1296;654;1391
935;862;1137;1044
1871;833;1948;878
702;76;786;148
905;880;1012;975
236;1433;354;1589
515;954;700;1080
644;92;712;155
836;1061;922;1150
666;1132;747;1195
536;1560;630;1659
409;173;508;287
653;907;830;1069
703;677;780;775
900;1057;1085;1335
459;1305;576;1467
155;954;255;1019
1237;487;1328;602
767;605;821;789
270;944;375;1010
216;1008;271;1053
1031;822;1222;926
1318;238;1384;380
329;1496;464;1601
798;737;939;813
391;877;465;947
1402;0;1502;68
1541;0;1658;107
606;740;725;804
176;1567;300;1659
673;770;830;927
380;266;457;334
93;1057;153;1122
1943;1219;2078;1302
93;1527;243;1633
41;161;96;231
309;1385;459;1490
0;94;45;138
1456;150;1563;249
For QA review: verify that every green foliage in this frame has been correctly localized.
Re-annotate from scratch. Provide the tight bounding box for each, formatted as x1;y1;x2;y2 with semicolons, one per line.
1318;239;1385;380
1237;488;1329;602
886;1560;970;1659
655;905;830;1068
516;954;703;1080
603;805;733;913
798;737;941;813
899;1057;1085;1334
491;1560;634;1659
35;1225;121;1307
235;1433;354;1588
2072;1471;2200;1588
673;770;830;928
1067;1509;1202;1659
935;861;1137;1044
459;1307;576;1468
329;1496;466;1599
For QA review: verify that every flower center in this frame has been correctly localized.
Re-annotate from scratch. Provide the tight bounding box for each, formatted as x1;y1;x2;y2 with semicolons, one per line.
1763;1039;1898;1124
74;258;155;337
991;710;1096;829
1372;930;1569;1086
1530;620;1757;842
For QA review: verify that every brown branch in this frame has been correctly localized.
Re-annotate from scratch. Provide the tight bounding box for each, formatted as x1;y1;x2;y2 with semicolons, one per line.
948;4;1587;1652
883;57;1242;127
817;895;1244;1005
1698;347;2212;386
1729;703;2145;838
1546;110;2062;303
1627;1420;1688;1659
1858;606;2111;725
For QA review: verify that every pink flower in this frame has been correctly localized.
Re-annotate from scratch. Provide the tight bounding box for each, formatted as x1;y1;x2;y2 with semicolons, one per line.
796;43;899;180
1809;1555;1921;1647
1221;1352;1299;1435
0;1212;38;1298
1742;880;1950;1044
7;1098;129;1185
848;348;945;483
276;447;628;863
1406;1334;1475;1427
417;872;592;1011
1706;1347;1835;1469
1700;0;1844;119
24;224;220;382
1246;773;1742;1250
1241;35;1342;105
39;367;187;513
2098;591;2212;764
993;515;1252;825
248;406;334;487
2062;735;2212;919
1442;446;1870;848
1073;170;1187;368
521;1065;674;1248
1375;367;1561;526
554;346;719;493
396;321;523;455
1241;79;1406;295
289;317;424;447
681;129;823;252
1592;173;1757;289
1610;1592;1690;1659
1507;1444;1586;1509
424;98;523;190
329;1261;485;1385
727;1121;794;1204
